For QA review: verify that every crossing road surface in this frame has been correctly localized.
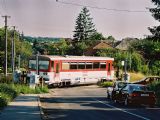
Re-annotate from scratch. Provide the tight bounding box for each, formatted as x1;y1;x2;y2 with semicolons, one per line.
40;85;160;120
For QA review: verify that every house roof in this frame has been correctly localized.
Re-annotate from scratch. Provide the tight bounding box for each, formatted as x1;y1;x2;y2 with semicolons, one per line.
93;41;112;49
115;38;138;50
84;41;113;56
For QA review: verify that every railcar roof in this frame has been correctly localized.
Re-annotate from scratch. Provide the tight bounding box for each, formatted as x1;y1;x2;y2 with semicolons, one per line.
30;55;114;61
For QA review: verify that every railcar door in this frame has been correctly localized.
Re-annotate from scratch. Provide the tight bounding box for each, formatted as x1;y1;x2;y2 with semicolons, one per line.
54;61;60;82
107;61;111;76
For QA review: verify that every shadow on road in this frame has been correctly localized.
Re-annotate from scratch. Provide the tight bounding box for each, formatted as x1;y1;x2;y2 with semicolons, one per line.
41;96;160;120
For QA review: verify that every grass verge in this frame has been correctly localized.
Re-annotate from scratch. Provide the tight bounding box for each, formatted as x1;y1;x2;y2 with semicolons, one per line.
99;81;113;87
129;72;145;82
0;83;48;109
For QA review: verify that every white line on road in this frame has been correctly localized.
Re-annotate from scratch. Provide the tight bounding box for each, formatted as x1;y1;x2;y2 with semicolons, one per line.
93;98;150;120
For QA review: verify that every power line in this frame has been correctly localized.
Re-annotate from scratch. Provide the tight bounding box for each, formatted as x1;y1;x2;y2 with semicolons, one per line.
56;0;148;13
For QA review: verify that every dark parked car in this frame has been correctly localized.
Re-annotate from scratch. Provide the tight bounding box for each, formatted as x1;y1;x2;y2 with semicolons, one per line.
107;81;129;99
113;84;156;107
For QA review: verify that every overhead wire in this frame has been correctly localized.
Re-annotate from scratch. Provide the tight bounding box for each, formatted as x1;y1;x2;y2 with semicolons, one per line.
56;0;149;13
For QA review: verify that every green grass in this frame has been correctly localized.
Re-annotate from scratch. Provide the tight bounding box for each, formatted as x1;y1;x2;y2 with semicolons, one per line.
0;83;49;109
129;72;145;82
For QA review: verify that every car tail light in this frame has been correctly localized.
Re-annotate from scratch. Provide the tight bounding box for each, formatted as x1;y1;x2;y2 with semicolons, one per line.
130;93;139;97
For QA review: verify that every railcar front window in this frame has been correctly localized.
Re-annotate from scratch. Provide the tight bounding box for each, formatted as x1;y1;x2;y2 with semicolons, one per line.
29;60;36;69
39;61;49;70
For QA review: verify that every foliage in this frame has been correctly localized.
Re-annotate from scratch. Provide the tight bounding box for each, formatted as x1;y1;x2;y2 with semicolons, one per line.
131;52;143;72
89;32;105;40
148;81;160;105
96;48;144;73
73;7;96;41
0;95;8;108
99;81;113;87
0;27;33;71
24;36;60;43
73;42;88;55
131;39;160;60
149;60;160;76
0;74;13;83
56;39;70;55
148;0;160;41
0;83;49;109
131;39;160;75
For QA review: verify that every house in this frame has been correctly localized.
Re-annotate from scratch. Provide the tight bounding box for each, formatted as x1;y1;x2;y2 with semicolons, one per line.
115;37;139;50
84;41;113;56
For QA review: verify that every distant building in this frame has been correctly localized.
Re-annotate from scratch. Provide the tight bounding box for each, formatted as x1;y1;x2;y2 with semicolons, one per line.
115;37;139;50
84;41;113;56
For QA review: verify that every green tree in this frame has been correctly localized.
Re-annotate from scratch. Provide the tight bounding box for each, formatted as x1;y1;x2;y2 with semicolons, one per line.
73;42;88;55
73;7;96;41
0;27;33;70
149;0;160;41
57;39;69;55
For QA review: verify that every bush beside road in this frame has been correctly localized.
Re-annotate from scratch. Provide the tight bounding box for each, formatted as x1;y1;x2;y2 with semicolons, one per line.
148;81;160;106
0;83;48;109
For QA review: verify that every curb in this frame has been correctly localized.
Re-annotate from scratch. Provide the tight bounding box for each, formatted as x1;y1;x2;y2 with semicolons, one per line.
37;94;47;120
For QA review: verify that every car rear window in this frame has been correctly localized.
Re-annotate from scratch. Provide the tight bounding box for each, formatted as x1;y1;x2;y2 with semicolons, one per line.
118;82;126;88
129;85;148;92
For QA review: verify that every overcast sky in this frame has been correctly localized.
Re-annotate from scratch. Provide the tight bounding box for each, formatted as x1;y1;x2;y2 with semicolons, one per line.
0;0;159;40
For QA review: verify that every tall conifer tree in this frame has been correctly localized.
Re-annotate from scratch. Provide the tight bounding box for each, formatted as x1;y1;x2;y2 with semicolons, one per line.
73;7;96;41
149;0;160;41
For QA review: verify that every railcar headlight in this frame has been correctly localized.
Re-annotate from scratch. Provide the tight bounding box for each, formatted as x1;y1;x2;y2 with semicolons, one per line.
43;72;47;75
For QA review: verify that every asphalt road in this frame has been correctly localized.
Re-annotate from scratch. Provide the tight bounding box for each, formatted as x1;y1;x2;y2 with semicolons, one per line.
40;85;160;120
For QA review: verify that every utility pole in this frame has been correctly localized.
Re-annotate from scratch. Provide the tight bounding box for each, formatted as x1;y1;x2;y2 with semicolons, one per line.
124;59;128;82
36;52;39;75
18;54;20;70
2;15;11;76
11;26;16;74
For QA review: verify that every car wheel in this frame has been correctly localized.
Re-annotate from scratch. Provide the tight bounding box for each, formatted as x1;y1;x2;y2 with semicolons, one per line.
149;104;155;108
106;92;110;99
114;99;117;103
124;97;129;106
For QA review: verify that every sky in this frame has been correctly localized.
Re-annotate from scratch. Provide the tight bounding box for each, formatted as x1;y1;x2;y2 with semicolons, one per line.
0;0;159;40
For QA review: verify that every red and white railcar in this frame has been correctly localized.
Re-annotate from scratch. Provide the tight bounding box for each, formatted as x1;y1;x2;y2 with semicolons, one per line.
28;55;114;86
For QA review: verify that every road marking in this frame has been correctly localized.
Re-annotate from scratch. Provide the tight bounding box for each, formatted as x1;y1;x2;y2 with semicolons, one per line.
93;98;150;120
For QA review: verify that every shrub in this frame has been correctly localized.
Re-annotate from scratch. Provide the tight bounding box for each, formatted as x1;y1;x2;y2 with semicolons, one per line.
0;74;13;84
35;86;49;94
0;96;7;108
100;81;113;87
0;84;17;99
0;83;49;109
148;81;160;105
